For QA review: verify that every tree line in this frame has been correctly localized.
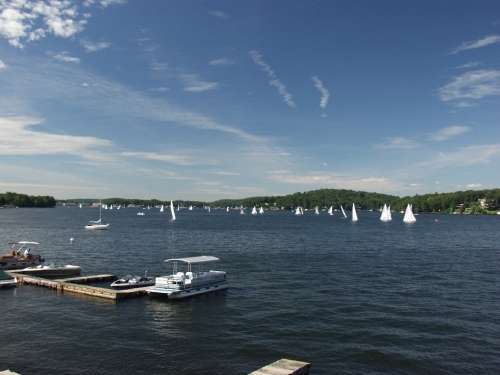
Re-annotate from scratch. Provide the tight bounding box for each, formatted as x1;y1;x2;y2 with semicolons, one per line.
9;188;500;213
0;192;56;208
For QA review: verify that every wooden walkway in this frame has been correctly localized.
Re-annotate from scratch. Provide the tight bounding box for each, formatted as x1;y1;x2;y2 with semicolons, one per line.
249;359;311;375
6;272;149;300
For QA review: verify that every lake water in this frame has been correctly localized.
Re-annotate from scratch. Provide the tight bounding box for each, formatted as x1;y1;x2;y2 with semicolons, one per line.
0;207;499;374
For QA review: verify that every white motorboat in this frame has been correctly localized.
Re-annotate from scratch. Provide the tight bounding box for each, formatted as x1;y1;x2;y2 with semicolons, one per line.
147;256;227;299
18;263;81;277
0;269;17;287
137;212;145;216
85;199;109;230
0;241;45;270
111;273;155;289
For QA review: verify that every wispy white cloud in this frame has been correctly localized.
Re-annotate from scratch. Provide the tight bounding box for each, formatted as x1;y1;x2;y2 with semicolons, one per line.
311;76;329;110
120;152;197;166
0;116;112;156
181;74;219;92
83;0;127;7
451;35;500;54
209;11;230;19
438;70;500;103
372;137;420;149
464;183;482;189
209;58;235;66
249;50;296;108
417;144;500;169
53;52;80;63
149;87;170;92
453;61;481;69
0;59;6;69
150;62;168;70
428;125;471;141
265;170;413;193
80;38;111;52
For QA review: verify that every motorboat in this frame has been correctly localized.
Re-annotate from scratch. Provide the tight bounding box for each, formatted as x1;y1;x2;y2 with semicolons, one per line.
147;256;227;299
17;263;81;277
111;273;155;289
0;241;45;270
0;269;17;287
137;212;145;216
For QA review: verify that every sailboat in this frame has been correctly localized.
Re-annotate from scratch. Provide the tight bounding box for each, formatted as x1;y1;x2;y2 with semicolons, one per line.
170;200;176;221
259;207;264;214
189;206;193;211
295;207;303;215
251;206;258;215
240;207;245;214
328;206;333;215
160;205;164;212
352;203;358;221
85;199;109;230
403;204;416;223
177;205;179;211
227;207;230;212
315;206;320;215
340;205;347;218
380;204;392;221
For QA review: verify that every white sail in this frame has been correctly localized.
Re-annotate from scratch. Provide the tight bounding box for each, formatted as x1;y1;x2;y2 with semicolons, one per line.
328;206;333;215
352;203;358;221
403;204;416;222
160;205;164;212
380;204;392;221
295;207;302;215
189;206;193;210
227;207;229;212
259;207;264;214
170;200;176;220
341;205;347;218
315;206;320;215
387;205;392;220
252;206;257;215
177;205;179;211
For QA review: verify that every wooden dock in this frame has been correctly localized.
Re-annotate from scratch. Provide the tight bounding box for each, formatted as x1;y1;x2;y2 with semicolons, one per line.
249;359;311;375
6;272;149;300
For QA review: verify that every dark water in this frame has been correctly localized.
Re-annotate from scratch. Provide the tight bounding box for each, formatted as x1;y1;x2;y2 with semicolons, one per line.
0;207;499;374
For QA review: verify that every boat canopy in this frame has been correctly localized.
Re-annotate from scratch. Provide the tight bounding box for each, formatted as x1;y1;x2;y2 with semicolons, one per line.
0;269;14;280
164;256;219;264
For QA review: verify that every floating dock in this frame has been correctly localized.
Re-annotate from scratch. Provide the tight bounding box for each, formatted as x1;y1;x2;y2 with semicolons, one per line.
249;359;311;375
6;272;149;300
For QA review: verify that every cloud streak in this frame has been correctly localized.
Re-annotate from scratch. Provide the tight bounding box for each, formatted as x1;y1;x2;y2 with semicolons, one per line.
249;50;296;108
451;35;500;54
372;137;420;149
80;38;111;52
438;70;500;103
311;76;329;109
181;74;219;92
428;126;471;141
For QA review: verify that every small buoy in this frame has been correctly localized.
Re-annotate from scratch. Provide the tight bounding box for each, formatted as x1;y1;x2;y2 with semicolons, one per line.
70;238;75;242
435;219;438;222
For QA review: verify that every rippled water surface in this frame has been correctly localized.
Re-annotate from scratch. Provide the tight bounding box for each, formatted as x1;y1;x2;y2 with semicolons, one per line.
0;207;499;374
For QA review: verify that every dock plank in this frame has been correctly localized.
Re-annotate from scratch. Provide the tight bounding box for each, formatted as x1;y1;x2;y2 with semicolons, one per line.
249;359;311;375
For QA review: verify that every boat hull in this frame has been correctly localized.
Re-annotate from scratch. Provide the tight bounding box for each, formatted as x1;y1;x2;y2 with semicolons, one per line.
0;278;17;287
147;282;228;299
0;258;45;270
18;265;81;277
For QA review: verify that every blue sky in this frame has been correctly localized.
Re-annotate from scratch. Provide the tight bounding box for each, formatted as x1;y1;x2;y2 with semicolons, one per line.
0;0;499;201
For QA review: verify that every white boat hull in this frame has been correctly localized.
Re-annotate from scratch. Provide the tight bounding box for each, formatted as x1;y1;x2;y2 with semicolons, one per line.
148;282;228;299
18;265;81;277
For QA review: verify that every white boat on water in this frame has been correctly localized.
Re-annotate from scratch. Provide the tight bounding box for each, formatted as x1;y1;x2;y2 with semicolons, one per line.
403;204;417;223
0;241;45;270
315;206;320;215
160;205;164;212
352;203;358;221
340;205;347;218
147;256;228;299
111;272;155;289
328;206;333;215
259;207;264;214
18;263;81;277
251;206;258;215
85;200;109;230
380;204;392;221
0;269;17;287
137;212;145;216
295;206;303;215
